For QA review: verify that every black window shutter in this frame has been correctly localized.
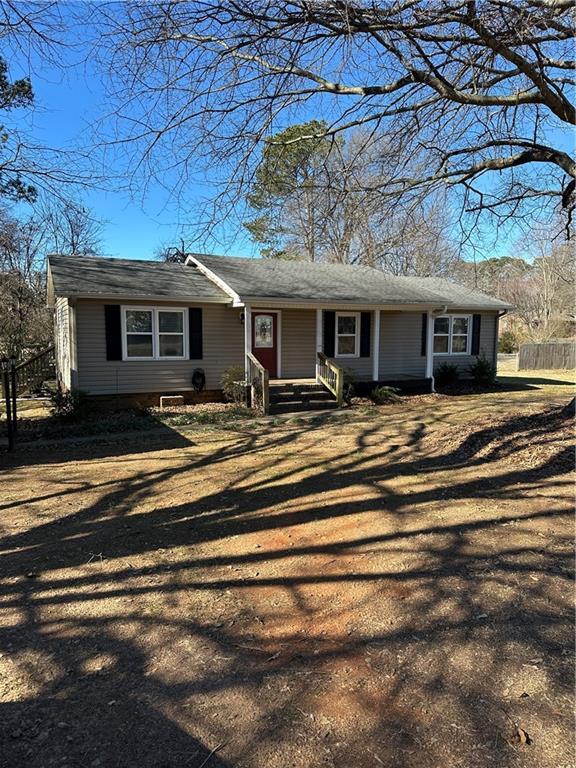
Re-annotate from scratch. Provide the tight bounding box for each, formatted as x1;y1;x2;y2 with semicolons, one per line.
189;307;203;359
360;312;371;357
104;305;122;361
471;314;481;355
421;313;427;356
323;311;335;357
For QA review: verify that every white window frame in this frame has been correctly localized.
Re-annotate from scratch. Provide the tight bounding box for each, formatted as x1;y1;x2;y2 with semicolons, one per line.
433;314;471;356
335;311;360;358
121;306;188;361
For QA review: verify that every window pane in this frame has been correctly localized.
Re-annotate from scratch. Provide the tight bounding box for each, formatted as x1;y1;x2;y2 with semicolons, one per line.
126;310;152;333
452;335;467;353
337;315;356;334
126;334;153;357
434;335;449;353
159;334;184;357
337;336;356;355
452;317;469;335
158;311;183;333
434;317;449;334
254;315;273;348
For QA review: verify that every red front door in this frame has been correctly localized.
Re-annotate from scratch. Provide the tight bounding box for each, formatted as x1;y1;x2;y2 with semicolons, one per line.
252;312;278;377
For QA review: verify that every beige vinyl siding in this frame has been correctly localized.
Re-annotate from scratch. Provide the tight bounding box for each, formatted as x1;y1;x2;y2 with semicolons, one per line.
432;312;497;375
333;354;373;379
54;296;71;389
280;308;316;378
379;312;426;379
75;298;244;394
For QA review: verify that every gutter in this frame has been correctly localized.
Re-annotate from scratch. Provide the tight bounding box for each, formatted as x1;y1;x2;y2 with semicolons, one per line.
49;293;232;305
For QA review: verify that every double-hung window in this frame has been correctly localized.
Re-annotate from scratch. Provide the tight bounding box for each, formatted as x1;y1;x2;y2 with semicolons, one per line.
123;307;187;360
433;315;470;355
335;312;359;357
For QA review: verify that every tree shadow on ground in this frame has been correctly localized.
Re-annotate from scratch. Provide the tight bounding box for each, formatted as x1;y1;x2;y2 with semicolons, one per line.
0;402;573;767
495;374;574;389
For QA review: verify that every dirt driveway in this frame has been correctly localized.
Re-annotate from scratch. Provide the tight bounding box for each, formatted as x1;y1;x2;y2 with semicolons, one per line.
0;372;574;768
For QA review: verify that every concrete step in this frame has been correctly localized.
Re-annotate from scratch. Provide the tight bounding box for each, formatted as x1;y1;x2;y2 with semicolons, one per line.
270;389;334;404
268;381;337;414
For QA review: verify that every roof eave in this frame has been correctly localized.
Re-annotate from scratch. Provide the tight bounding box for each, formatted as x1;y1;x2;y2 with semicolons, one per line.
239;295;509;311
51;292;232;304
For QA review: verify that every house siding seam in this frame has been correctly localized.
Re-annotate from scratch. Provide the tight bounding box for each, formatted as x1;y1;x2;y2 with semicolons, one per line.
75;298;244;394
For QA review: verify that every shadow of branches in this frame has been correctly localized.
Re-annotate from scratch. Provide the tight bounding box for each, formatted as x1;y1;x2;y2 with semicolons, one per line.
0;401;573;767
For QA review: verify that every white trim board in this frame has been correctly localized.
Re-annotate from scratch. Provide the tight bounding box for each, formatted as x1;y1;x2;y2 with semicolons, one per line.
185;255;242;305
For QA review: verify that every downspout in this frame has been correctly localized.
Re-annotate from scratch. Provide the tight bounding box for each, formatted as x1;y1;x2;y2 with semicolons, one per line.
427;305;448;393
495;309;508;372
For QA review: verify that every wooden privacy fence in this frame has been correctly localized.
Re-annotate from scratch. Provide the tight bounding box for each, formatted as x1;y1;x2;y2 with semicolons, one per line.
518;341;576;370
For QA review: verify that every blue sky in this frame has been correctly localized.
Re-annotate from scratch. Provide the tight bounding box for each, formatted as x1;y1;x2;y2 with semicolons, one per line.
15;43;257;260
10;14;572;264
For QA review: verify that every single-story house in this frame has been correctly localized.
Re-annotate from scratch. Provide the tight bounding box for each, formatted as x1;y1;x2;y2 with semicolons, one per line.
47;253;511;411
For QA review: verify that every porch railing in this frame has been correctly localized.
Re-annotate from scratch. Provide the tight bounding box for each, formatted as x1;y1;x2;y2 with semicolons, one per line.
316;352;344;406
246;351;269;415
13;346;56;396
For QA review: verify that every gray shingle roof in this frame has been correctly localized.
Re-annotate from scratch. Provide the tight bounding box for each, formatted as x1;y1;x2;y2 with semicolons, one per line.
47;252;511;311
192;254;511;310
48;254;230;302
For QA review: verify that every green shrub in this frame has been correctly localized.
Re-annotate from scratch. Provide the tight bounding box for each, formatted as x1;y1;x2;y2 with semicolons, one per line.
469;355;496;385
498;330;518;353
49;388;90;422
370;385;401;405
435;362;460;387
221;365;247;405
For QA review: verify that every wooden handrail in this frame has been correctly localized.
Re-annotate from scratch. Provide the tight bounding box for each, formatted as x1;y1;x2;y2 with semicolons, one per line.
13;345;56;396
14;345;55;371
316;351;344;406
246;351;269;415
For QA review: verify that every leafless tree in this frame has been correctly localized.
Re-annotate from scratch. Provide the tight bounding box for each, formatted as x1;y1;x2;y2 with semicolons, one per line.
246;126;460;273
0;208;51;357
0;199;104;358
38;198;104;256
0;2;98;203
452;220;575;340
94;0;576;243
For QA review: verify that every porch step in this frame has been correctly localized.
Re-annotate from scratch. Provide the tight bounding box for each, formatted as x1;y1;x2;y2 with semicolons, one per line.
269;382;338;415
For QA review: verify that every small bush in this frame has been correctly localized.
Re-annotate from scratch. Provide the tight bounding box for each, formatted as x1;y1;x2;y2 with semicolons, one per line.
370;385;401;405
469;355;496;386
498;330;518;353
435;362;460;387
221;365;247;405
49;388;90;422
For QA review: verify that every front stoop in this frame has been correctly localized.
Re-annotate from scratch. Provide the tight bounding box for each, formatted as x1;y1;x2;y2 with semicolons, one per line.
269;382;338;415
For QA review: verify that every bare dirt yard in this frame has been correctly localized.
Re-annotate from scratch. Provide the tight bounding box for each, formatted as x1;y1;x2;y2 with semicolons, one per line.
0;370;574;768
